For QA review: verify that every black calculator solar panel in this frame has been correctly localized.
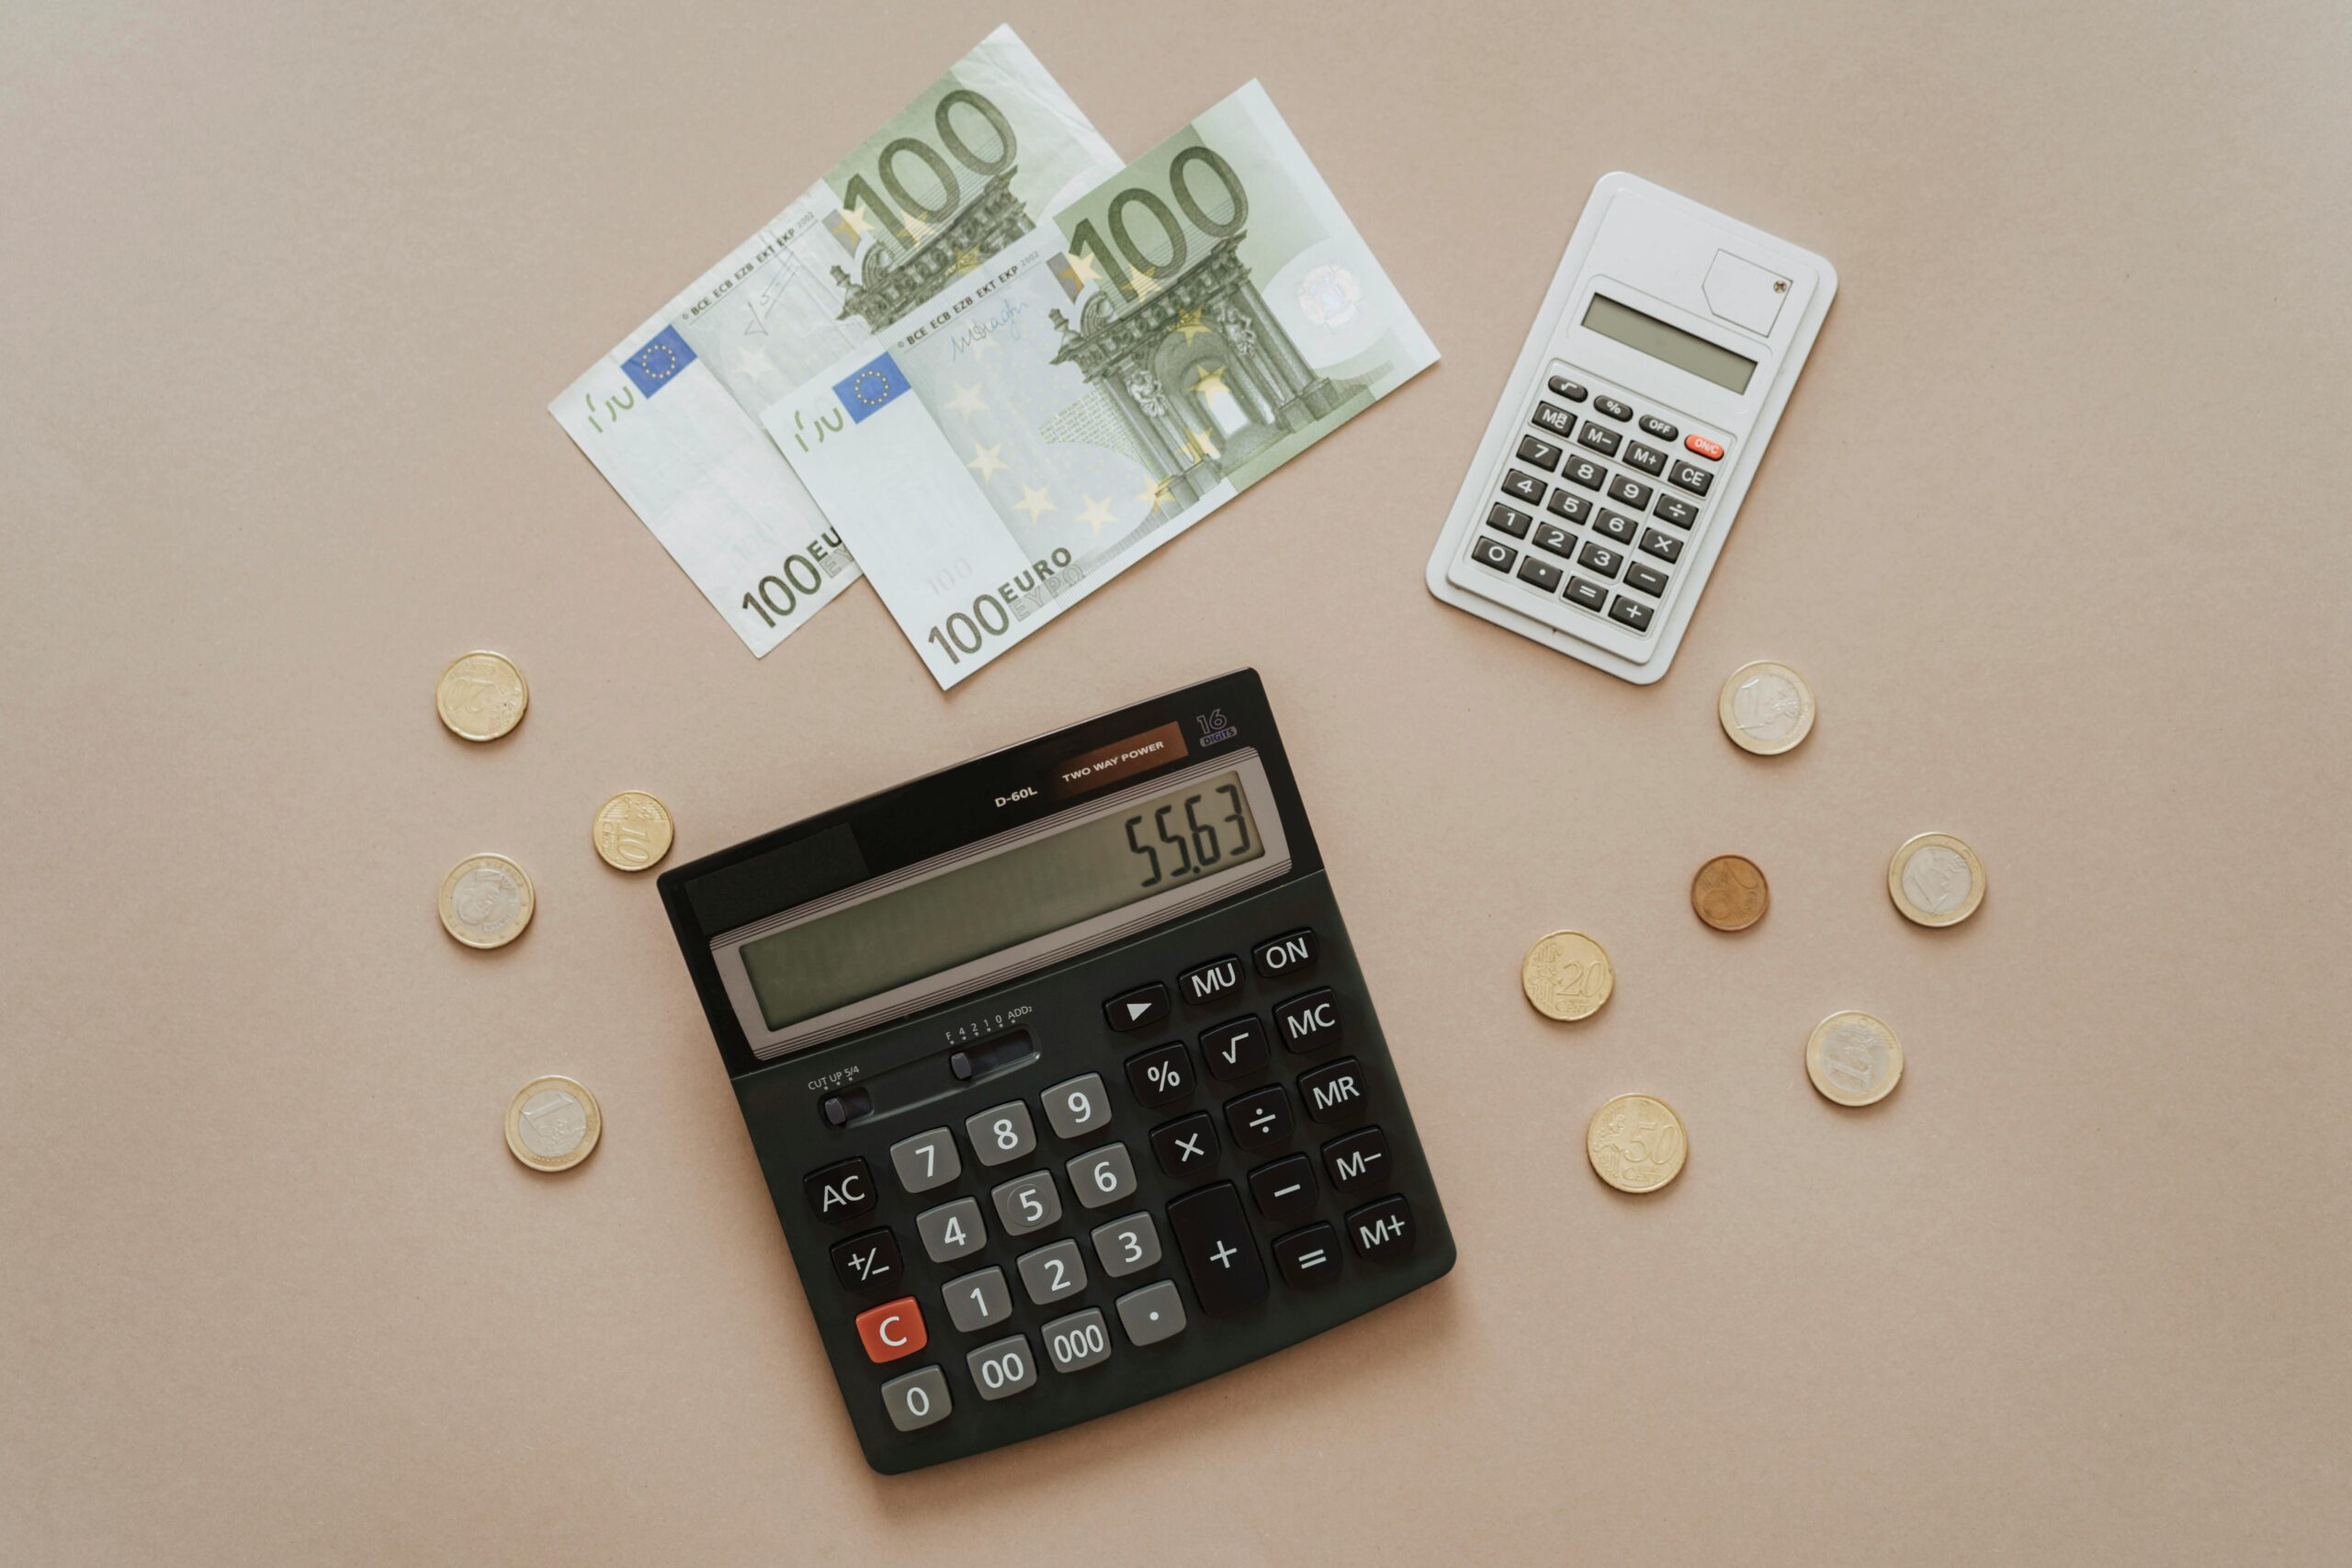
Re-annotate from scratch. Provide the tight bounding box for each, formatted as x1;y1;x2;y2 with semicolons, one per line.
660;670;1454;1472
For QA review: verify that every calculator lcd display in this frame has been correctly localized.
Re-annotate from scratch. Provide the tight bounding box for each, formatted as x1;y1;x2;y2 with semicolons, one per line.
1581;294;1756;393
738;771;1267;1033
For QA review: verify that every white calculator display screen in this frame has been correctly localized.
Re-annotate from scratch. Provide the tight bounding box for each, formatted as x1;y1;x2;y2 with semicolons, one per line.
1582;294;1756;393
739;771;1267;1032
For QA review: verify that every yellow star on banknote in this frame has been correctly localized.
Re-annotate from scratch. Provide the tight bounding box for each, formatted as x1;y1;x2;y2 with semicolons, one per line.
943;382;988;418
1134;476;1175;515
1186;428;1220;461
1075;495;1118;535
1191;364;1228;400
1171;308;1210;344
1126;264;1163;300
1012;483;1057;523
838;203;878;242
967;442;1010;479
1063;249;1102;287
949;246;982;276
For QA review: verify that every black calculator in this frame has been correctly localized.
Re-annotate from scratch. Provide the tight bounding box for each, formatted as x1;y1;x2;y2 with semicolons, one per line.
659;670;1454;1472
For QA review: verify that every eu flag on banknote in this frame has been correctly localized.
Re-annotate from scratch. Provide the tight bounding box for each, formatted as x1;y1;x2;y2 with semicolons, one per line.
621;325;697;397
833;354;910;423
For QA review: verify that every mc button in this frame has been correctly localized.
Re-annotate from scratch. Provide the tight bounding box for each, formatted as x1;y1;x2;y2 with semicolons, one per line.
1251;929;1318;978
1273;989;1343;1055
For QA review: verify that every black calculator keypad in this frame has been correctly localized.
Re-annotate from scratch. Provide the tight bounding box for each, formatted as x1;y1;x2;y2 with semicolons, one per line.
1272;1224;1343;1289
1106;984;1170;1032
833;1227;906;1292
1668;460;1713;496
1622;441;1667;477
1592;508;1638;546
1546;489;1593;525
1516;554;1564;593
1607;473;1653;509
1470;536;1516;573
1500;468;1547;506
1515;434;1564;471
1576;422;1622;457
1345;1195;1416;1262
1593;395;1634;422
1639;527;1684;564
1654;493;1699;529
1298;1057;1369;1123
1224;1084;1296;1151
1566;576;1610;613
1561;456;1605;491
808;1158;878;1222
1578;541;1623;579
1638;414;1678;441
1624;560;1670;599
1273;989;1343;1054
1609;595;1654;631
1546;375;1588;401
1530;400;1575;437
1251;929;1318;978
1322;1126;1392;1195
1177;956;1243;1008
1532;523;1575;559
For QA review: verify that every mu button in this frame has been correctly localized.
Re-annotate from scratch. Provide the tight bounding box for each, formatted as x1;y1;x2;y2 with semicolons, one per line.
1178;955;1243;1007
854;1297;927;1363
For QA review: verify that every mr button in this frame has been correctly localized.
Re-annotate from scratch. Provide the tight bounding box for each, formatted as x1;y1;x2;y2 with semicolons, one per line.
1273;989;1343;1055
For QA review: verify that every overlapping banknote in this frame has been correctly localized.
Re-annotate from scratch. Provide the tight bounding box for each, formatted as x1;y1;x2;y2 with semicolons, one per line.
550;27;1120;655
764;82;1437;687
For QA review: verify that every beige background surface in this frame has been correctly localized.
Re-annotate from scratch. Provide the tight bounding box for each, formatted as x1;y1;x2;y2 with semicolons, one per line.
5;1;2347;1562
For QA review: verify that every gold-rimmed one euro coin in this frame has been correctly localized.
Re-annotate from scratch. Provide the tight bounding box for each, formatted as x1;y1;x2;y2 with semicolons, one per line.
1690;854;1770;931
1586;1094;1688;1193
435;650;528;741
1888;832;1985;927
1717;660;1815;755
505;1076;602;1172
593;791;674;872
438;853;535;949
1521;931;1613;1021
1806;1011;1905;1106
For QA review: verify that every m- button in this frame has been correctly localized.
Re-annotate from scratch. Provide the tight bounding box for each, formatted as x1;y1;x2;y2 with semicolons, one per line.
1251;929;1318;978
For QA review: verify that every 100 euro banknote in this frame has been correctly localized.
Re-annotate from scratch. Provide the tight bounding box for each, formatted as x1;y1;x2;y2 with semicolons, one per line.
549;27;1120;655
765;81;1437;686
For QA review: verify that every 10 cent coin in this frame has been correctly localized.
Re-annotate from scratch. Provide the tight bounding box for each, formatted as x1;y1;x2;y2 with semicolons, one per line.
1586;1094;1688;1192
438;852;535;948
505;1076;602;1171
1521;931;1614;1021
593;791;674;872
1691;854;1770;931
1718;660;1815;755
435;650;528;742
1888;832;1985;927
1805;1011;1905;1106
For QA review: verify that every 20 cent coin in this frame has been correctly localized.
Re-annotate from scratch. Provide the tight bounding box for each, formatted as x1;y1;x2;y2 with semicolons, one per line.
1806;1011;1905;1107
1888;832;1985;927
435;650;528;741
1691;854;1770;931
593;791;674;872
1586;1094;1688;1193
505;1076;602;1171
1718;660;1815;755
438;853;535;948
1521;931;1614;1021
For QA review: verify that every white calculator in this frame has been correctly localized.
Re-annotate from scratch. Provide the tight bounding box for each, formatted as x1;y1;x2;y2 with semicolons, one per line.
1425;174;1836;682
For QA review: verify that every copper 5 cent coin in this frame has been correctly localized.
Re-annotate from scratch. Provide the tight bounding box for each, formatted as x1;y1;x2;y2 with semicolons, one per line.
1586;1094;1689;1193
1690;854;1770;931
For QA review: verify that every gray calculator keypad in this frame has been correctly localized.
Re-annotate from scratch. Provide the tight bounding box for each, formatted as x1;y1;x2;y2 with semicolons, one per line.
967;1334;1037;1401
888;1127;961;1194
1015;1238;1089;1306
1114;1280;1188;1347
1041;1308;1114;1375
966;1101;1036;1167
1090;1212;1162;1278
880;1366;952;1432
943;1266;1012;1333
915;1196;987;1264
990;1170;1062;1235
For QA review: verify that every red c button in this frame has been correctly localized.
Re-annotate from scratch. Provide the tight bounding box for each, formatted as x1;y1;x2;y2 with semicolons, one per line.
1685;435;1725;461
855;1298;927;1363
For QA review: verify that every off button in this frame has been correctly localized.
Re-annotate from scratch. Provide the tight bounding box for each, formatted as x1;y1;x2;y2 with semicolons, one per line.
1251;929;1319;978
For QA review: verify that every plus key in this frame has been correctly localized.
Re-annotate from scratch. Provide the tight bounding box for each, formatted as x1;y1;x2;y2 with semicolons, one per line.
1165;1181;1269;1316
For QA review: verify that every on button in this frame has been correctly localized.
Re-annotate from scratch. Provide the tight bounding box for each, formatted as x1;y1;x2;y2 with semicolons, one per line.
1251;929;1318;977
1684;434;1725;461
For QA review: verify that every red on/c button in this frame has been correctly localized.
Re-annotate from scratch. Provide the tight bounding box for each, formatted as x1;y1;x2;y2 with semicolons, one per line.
1685;435;1725;461
855;1298;927;1363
